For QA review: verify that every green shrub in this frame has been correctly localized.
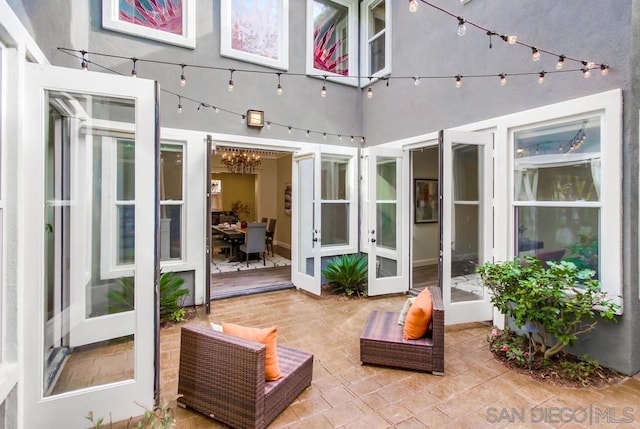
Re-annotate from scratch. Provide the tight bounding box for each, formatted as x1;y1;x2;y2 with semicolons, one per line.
321;254;368;297
86;402;175;428
107;272;189;324
478;256;618;359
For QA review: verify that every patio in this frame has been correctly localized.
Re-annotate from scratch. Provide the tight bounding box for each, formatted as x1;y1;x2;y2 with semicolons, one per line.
155;289;640;428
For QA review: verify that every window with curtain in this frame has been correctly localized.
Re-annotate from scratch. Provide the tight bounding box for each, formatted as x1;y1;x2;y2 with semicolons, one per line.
160;143;184;261
513;117;601;278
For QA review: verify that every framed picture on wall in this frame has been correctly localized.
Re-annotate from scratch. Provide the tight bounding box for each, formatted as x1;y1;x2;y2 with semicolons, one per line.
220;0;289;70
102;0;196;49
284;183;292;215
415;179;438;223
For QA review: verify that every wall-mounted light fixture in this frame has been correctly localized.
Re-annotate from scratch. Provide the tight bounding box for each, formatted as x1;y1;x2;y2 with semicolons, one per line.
246;109;264;128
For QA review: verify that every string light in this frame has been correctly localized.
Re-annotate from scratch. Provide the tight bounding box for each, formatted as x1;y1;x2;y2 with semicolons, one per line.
240;115;246;123
131;57;137;78
413;76;421;86
367;78;373;99
177;95;183;113
457;17;466;36
501;35;518;44
228;69;235;92
288;127;292;135
409;0;419;13
306;130;310;138
179;64;186;87
266;121;271;130
531;47;541;62
350;136;354;142
323;133;327;139
601;64;609;76
276;73;283;96
321;75;327;97
538;71;545;84
556;55;565;70
582;68;591;78
80;50;88;71
214;106;219;113
499;73;507;86
455;75;462;88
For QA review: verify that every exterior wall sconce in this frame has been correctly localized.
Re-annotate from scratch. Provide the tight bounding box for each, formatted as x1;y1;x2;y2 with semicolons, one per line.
246;109;264;128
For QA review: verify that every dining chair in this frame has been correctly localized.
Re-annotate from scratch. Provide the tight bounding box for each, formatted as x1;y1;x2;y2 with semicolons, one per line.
239;222;267;266
261;217;268;223
265;219;276;257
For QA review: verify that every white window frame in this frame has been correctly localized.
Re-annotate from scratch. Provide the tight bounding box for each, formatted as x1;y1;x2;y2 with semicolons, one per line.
504;91;622;312
360;0;391;80
306;0;359;86
159;141;185;264
100;135;136;279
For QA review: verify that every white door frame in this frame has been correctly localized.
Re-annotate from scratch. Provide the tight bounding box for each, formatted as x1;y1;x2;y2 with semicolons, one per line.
21;63;157;427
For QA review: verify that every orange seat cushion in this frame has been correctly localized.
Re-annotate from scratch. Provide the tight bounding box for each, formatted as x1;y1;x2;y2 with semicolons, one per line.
221;322;282;381
403;288;433;340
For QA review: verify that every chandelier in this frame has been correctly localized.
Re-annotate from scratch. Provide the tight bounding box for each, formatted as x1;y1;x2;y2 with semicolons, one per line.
221;150;261;174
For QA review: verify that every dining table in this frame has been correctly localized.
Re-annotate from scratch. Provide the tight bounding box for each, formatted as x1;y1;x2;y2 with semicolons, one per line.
212;225;246;261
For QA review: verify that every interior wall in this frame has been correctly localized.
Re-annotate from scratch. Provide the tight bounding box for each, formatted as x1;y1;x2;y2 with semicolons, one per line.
412;147;439;266
212;172;256;222
276;155;292;249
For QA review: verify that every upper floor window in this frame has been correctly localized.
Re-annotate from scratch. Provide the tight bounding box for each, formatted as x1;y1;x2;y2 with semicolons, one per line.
361;0;391;78
307;0;358;85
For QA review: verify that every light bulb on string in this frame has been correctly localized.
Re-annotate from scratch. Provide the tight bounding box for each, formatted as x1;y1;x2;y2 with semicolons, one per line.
228;69;235;92
585;61;595;69
409;0;418;13
266;121;271;130
338;135;343;141
276;73;283;96
241;115;246;123
179;64;186;87
501;35;517;44
350;136;354;142
413;76;420;86
601;64;609;76
214;107;219;113
177;96;183;114
582;68;591;78
499;74;507;86
306;130;310;138
457;17;466;36
288;127;292;135
531;47;540;62
131;58;137;78
455;75;462;88
321;76;327;97
367;78;373;99
361;137;365;144
323;133;327;140
556;55;565;70
80;50;88;71
538;71;545;84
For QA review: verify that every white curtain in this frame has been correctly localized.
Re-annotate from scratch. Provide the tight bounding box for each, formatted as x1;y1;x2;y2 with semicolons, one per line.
590;158;601;200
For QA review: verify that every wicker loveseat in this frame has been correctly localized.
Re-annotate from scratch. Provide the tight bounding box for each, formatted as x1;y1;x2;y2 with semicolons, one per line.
359;286;445;374
177;324;313;429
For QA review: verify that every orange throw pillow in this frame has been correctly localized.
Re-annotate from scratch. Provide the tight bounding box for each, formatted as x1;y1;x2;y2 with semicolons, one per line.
221;322;282;381
403;289;433;340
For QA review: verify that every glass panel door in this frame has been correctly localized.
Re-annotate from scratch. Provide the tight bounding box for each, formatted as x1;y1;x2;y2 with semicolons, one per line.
366;147;409;296
292;153;321;295
440;130;494;324
24;63;157;427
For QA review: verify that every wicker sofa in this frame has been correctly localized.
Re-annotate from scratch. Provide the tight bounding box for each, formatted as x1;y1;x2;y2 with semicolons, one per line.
359;286;445;374
177;324;313;429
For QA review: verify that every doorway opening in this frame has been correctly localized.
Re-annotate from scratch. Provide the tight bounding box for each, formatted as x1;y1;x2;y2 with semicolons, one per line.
209;145;294;299
411;146;440;293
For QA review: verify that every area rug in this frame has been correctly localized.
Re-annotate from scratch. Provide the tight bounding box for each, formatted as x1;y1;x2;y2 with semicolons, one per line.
211;252;291;274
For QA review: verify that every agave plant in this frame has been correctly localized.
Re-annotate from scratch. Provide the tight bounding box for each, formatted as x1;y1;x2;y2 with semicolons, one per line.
322;254;368;297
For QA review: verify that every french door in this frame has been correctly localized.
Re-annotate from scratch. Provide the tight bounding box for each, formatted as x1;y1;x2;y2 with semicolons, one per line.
363;147;410;296
439;130;494;324
292;145;359;295
23;63;158;427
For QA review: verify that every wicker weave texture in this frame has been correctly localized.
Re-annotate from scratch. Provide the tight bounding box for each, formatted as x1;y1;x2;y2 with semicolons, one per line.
177;324;313;429
360;286;445;374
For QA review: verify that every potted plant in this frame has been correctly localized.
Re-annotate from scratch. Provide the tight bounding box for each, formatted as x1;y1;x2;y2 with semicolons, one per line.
477;256;619;359
230;200;251;227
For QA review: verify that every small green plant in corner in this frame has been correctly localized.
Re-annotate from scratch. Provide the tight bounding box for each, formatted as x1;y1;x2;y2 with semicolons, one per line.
321;254;368;297
478;256;619;360
86;402;175;428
